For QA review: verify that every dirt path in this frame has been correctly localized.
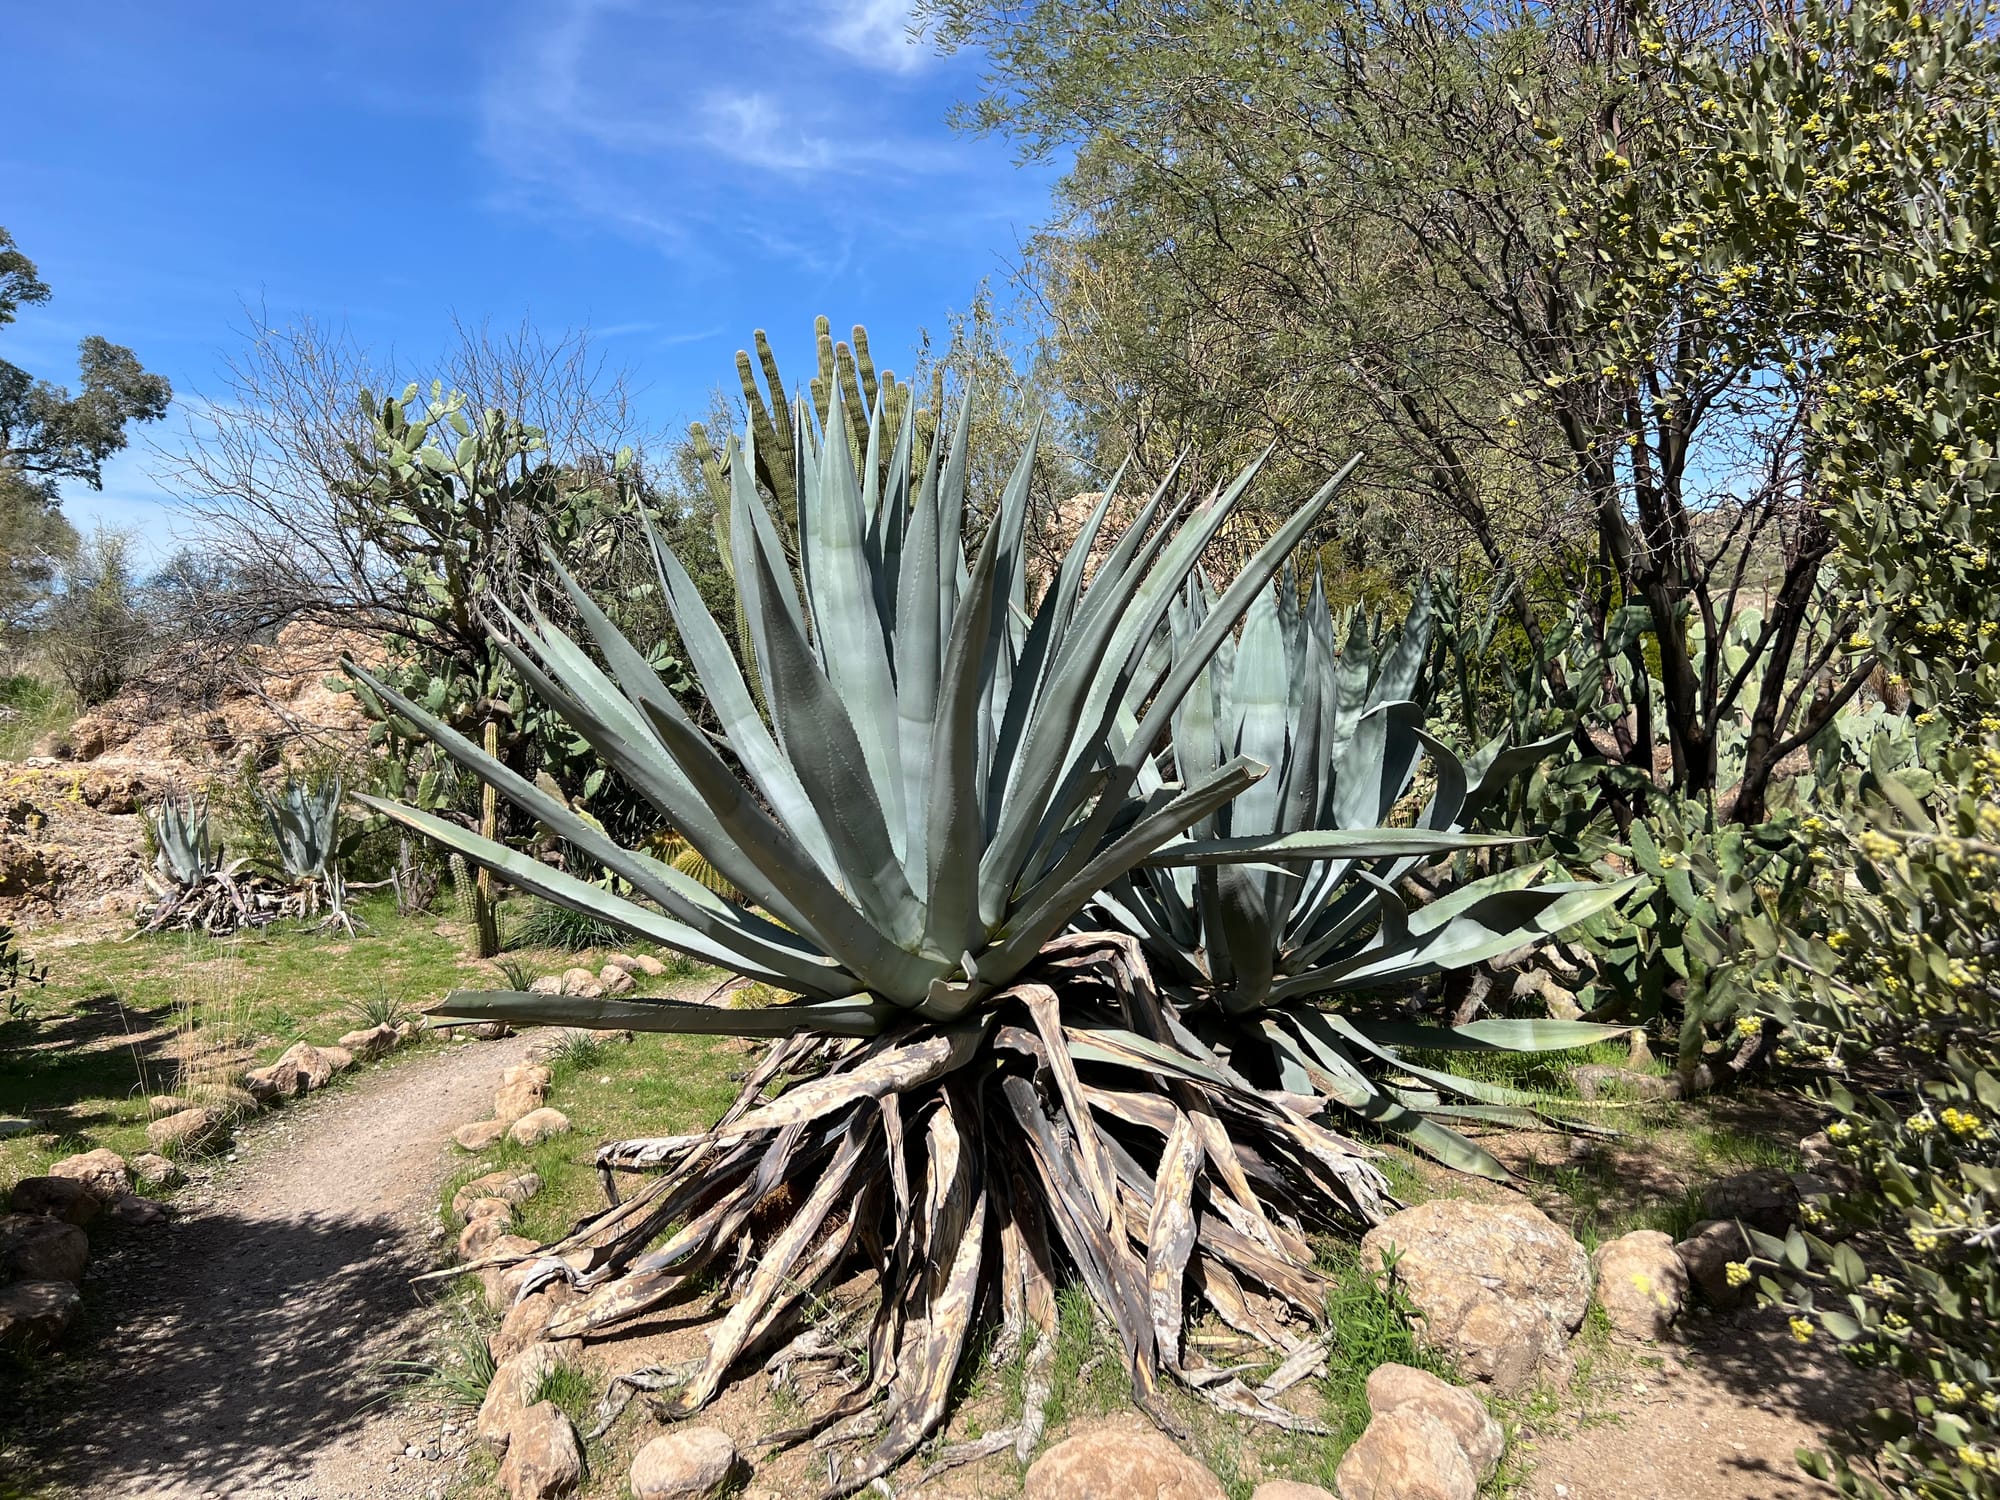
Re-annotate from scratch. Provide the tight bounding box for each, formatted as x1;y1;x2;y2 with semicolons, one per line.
15;1033;535;1500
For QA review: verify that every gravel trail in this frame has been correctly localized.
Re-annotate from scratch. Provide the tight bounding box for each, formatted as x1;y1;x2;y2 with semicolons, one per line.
18;1034;533;1500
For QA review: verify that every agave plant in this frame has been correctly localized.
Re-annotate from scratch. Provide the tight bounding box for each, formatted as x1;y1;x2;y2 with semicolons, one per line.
1104;575;1636;1176
140;798;274;935
150;797;224;888
351;357;1606;1492
260;777;359;932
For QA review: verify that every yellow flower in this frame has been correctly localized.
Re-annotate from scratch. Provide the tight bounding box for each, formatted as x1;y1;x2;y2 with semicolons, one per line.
1827;1121;1852;1141
1859;829;1898;861
1941;1107;1984;1136
1789;1317;1815;1343
1726;1262;1752;1287
1910;1226;1941;1253
1940;1381;1968;1406
1907;1113;1936;1136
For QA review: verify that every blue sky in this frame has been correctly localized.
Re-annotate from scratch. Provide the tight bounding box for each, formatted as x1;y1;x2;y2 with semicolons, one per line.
2;0;1055;557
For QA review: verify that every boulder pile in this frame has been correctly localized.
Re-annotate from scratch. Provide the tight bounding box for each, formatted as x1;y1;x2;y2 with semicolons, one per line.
0;1148;166;1352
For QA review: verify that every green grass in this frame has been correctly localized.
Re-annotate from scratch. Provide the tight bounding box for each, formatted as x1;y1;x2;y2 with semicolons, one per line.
1;893;550;1189
438;1023;738;1247
1401;1037;1666;1099
394;1299;497;1411
527;1358;597;1432
1312;1243;1450;1472
0;673;77;761
1684;1123;1800;1173
506;899;630;954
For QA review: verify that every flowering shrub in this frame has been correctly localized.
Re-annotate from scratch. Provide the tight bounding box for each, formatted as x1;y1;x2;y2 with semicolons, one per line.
1752;741;2000;1498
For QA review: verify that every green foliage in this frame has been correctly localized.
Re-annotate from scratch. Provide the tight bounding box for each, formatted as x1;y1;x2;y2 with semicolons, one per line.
1313;1244;1448;1466
0;921;47;1024
38;528;152;705
0;223;171;501
1108;572;1635;1170
260;776;346;881
356;329;1402;1027
343;990;419;1030
0;672;74;760
1583;0;2000;726
507;898;626;954
1754;739;2000;1497
147;797;224;889
335;382;695;842
394;1303;496;1411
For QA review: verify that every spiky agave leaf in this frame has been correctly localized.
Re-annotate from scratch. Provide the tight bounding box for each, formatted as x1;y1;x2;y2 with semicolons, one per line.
260;776;342;880
1102;575;1638;1177
149;795;223;888
356;356;1526;1492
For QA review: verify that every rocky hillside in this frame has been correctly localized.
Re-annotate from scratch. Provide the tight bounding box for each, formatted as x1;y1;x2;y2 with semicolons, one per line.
0;623;376;931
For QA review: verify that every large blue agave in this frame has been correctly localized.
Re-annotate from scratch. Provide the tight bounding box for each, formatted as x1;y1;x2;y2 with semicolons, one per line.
352;343;1624;1493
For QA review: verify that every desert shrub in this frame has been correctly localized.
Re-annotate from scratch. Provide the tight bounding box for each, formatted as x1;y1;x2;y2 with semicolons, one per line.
38;529;153;705
1752;740;2000;1498
506;898;624;954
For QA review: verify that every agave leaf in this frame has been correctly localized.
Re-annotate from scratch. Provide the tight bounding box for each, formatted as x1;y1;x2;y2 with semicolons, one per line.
1353;1018;1633;1052
1144;829;1516;866
429;990;895;1036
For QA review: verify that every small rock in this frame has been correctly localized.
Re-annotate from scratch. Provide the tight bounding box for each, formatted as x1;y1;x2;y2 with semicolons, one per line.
452;1171;542;1222
129;1153;183;1190
0;1213;89;1283
1701;1169;1798;1235
47;1149;131;1204
104;1192;168;1228
629;1424;739;1499
1573;1065;1682;1102
497;1401;582;1500
454;1120;508;1152
602;953;642;976
1335;1407;1476;1500
250;1040;349;1099
1365;1364;1503;1480
396;1020;422;1042
477;1343;561;1456
148;1106;226;1157
1360;1200;1591;1396
147;1095;187;1118
190;1083;263;1119
1676;1219;1753;1310
337;1023;399;1063
0;1280;82;1352
0;1119;29;1139
1251;1485;1336;1500
491;1283;579;1364
509;1108;572;1147
1798;1131;1833;1169
494;1064;554;1126
598;964;634;996
558;967;601;999
479;1236;544;1312
629;953;667;977
527;975;563;995
459;1210;515;1260
1592;1230;1688;1340
468;1021;515;1040
9;1176;100;1225
1024;1426;1226;1499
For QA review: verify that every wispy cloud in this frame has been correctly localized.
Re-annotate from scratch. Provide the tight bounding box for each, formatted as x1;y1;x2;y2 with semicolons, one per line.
820;0;927;74
475;0;982;269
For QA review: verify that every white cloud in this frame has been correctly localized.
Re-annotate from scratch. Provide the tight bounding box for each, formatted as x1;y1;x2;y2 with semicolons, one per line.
820;0;926;73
